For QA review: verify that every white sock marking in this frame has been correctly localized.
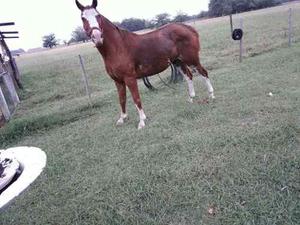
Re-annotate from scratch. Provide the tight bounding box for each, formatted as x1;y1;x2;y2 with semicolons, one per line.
180;68;196;98
135;105;146;129
190;66;215;98
116;112;127;125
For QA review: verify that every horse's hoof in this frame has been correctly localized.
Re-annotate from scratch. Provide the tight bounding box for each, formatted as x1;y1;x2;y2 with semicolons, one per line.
116;119;124;126
187;97;194;103
116;114;128;126
138;121;145;130
116;121;124;126
209;92;215;99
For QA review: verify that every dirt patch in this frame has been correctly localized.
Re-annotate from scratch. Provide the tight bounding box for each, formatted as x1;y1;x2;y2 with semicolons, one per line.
196;98;210;105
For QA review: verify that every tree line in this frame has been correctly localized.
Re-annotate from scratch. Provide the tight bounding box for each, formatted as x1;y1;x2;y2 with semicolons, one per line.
114;11;209;32
42;11;206;48
209;0;291;17
42;0;292;48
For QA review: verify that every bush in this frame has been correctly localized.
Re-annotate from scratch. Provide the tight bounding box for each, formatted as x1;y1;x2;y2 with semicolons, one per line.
120;18;146;31
173;13;191;23
70;26;89;43
42;33;58;49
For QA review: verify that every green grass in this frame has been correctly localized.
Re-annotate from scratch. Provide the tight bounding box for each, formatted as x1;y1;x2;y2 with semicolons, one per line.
1;3;300;225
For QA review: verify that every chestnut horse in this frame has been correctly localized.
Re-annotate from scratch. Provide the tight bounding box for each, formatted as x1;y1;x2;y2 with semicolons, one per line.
75;0;215;129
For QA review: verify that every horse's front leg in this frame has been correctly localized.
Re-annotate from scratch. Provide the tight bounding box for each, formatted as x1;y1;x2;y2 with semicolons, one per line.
114;81;128;126
124;77;146;130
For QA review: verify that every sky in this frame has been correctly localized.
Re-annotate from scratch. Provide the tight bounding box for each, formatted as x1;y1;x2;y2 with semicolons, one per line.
0;0;209;51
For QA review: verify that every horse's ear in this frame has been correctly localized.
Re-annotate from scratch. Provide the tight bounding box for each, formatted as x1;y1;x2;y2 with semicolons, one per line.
75;0;84;11
92;0;98;8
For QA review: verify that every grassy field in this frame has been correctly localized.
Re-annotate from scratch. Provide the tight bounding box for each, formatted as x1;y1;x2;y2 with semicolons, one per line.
1;3;300;225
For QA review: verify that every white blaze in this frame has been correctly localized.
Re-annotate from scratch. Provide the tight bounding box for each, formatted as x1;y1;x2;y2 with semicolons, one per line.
82;8;103;44
82;8;100;28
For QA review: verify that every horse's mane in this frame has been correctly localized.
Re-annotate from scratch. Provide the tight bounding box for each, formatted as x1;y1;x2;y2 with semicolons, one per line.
101;15;134;38
131;23;199;38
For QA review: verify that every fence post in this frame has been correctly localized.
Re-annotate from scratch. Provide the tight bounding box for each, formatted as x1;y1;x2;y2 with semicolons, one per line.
2;72;20;107
229;14;233;35
78;55;92;106
239;18;243;63
0;84;11;121
288;8;292;47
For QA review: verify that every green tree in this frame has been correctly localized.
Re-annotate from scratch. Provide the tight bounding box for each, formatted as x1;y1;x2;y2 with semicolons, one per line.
113;21;121;27
145;20;156;29
209;0;226;17
208;0;281;17
71;26;89;43
197;11;209;19
173;12;191;23
42;33;58;48
153;13;171;27
252;0;279;9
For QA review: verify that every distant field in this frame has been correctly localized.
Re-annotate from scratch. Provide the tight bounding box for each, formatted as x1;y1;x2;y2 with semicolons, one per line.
1;3;299;225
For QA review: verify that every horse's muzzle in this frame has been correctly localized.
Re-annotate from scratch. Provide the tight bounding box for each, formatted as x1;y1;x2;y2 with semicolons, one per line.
90;28;103;46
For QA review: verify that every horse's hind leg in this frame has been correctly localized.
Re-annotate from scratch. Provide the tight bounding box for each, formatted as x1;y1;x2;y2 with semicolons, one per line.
175;63;196;103
192;64;215;99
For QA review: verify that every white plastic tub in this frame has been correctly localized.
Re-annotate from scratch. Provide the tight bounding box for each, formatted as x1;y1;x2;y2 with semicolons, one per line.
0;147;47;210
0;151;20;191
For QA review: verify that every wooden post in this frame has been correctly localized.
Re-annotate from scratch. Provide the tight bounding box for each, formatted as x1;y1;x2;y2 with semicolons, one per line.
0;22;15;27
239;18;243;63
288;8;292;47
12;58;21;79
78;55;92;106
0;31;18;35
11;58;23;89
2;72;20;107
230;14;233;35
0;81;11;121
0;36;22;89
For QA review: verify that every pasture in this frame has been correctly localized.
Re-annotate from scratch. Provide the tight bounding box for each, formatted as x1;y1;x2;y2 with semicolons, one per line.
1;3;300;225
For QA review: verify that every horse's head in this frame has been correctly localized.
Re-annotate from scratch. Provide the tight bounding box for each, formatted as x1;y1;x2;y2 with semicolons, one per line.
76;0;103;46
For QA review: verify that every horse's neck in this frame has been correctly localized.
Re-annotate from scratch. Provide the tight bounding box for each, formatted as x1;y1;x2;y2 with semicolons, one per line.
98;16;135;58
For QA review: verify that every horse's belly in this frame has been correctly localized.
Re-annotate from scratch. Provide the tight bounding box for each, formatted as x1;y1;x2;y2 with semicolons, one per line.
134;38;178;78
136;59;169;78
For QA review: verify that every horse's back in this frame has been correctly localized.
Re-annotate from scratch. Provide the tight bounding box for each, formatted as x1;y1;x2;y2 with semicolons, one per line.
160;23;198;36
129;23;201;77
136;23;200;52
158;23;200;52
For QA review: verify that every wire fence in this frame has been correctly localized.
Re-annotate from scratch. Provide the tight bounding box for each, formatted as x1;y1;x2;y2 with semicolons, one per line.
185;2;300;71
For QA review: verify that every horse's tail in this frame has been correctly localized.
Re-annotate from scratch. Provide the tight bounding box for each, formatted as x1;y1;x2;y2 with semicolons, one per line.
197;64;208;77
